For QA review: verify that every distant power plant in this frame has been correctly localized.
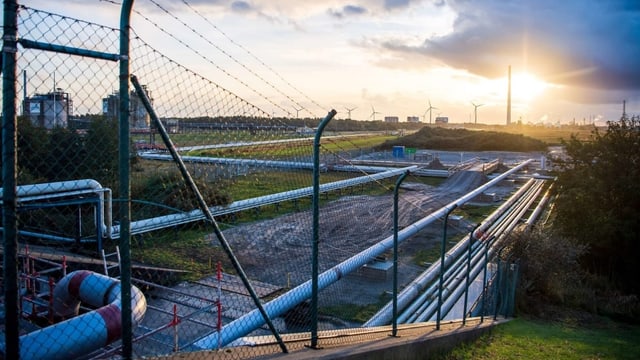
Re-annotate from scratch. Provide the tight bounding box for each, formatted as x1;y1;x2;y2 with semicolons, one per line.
23;89;73;129
507;65;512;126
435;116;449;124
103;85;153;128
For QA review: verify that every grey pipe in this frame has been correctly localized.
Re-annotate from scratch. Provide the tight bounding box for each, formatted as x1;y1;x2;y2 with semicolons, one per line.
192;159;533;349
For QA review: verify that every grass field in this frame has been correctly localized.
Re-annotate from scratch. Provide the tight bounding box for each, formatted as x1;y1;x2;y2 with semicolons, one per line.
437;313;640;360
459;123;598;144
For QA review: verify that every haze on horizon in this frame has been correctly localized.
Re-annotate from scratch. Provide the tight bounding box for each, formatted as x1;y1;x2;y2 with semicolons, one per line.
10;0;640;125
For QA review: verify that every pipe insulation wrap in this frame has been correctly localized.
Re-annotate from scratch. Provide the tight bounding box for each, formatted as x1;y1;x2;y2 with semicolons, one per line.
15;270;147;360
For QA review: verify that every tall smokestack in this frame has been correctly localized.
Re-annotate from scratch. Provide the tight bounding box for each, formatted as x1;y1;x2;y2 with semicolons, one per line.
507;65;512;126
23;70;27;116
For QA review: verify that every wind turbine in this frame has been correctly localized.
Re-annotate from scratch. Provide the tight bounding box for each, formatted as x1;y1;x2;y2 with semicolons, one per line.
472;102;484;124
424;100;437;124
292;106;303;119
345;106;357;120
369;105;381;121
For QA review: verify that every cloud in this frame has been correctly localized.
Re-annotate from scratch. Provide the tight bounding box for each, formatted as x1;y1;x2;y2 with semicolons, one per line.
374;0;640;91
384;0;411;10
231;1;253;13
328;5;368;19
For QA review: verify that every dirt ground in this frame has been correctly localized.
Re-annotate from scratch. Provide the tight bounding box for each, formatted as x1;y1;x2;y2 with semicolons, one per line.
216;170;504;311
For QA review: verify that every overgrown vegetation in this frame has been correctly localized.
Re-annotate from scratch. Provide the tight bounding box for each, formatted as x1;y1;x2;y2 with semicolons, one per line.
553;116;640;296
11;116;121;187
377;126;548;152
436;117;640;359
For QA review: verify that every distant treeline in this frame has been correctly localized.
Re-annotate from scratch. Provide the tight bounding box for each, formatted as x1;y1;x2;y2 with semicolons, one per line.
177;116;425;132
377;126;548;152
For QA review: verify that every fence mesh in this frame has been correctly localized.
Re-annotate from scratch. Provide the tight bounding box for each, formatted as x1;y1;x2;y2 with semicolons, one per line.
1;3;531;359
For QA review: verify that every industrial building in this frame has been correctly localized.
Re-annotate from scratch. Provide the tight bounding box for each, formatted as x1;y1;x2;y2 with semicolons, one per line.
407;116;420;123
22;89;73;129
384;116;399;123
102;84;152;128
435;116;449;124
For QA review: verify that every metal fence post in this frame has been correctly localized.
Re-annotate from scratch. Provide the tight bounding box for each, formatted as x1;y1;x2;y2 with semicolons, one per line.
2;1;20;358
311;109;337;348
119;1;135;358
392;170;410;337
437;204;457;330
463;224;480;325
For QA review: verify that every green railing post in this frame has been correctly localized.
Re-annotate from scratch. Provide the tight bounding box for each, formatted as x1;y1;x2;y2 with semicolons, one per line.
2;1;20;358
480;236;494;323
392;170;410;337
463;224;480;325
119;1;135;358
494;246;507;320
437;204;457;330
311;109;337;349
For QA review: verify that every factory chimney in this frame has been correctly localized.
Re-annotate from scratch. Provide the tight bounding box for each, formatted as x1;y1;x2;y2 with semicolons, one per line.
506;65;512;126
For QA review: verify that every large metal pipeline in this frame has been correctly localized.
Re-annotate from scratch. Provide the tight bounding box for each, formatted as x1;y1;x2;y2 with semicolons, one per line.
113;165;418;237
6;270;147;360
0;179;112;239
192;159;533;349
364;176;538;327
409;180;545;323
4;167;418;241
525;183;553;229
139;153;323;171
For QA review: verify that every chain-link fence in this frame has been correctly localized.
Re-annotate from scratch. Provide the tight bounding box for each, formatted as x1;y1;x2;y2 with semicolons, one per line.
2;2;536;359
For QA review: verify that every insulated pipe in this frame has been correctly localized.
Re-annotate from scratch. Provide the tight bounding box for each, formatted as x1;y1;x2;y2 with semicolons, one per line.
411;183;539;325
401;238;484;323
0;179;112;238
365;176;537;327
192;159;533;349
7;270;147;360
429;181;545;323
140;153;325;171
525;183;553;229
113;165;417;237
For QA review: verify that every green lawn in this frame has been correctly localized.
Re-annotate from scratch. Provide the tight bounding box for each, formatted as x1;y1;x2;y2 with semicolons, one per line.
438;316;640;359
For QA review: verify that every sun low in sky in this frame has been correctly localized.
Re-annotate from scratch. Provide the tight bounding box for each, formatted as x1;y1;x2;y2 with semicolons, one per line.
15;0;640;125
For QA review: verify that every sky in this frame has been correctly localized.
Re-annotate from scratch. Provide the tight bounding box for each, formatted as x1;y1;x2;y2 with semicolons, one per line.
12;0;640;125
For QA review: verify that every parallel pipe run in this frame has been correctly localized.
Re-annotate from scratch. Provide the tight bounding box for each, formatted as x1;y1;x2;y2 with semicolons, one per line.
364;175;537;327
6;270;147;360
114;165;417;237
3;169;417;242
525;183;553;229
411;181;543;324
193;159;533;349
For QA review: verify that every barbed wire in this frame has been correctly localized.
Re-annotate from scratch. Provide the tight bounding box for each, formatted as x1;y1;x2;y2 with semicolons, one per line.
180;0;327;116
